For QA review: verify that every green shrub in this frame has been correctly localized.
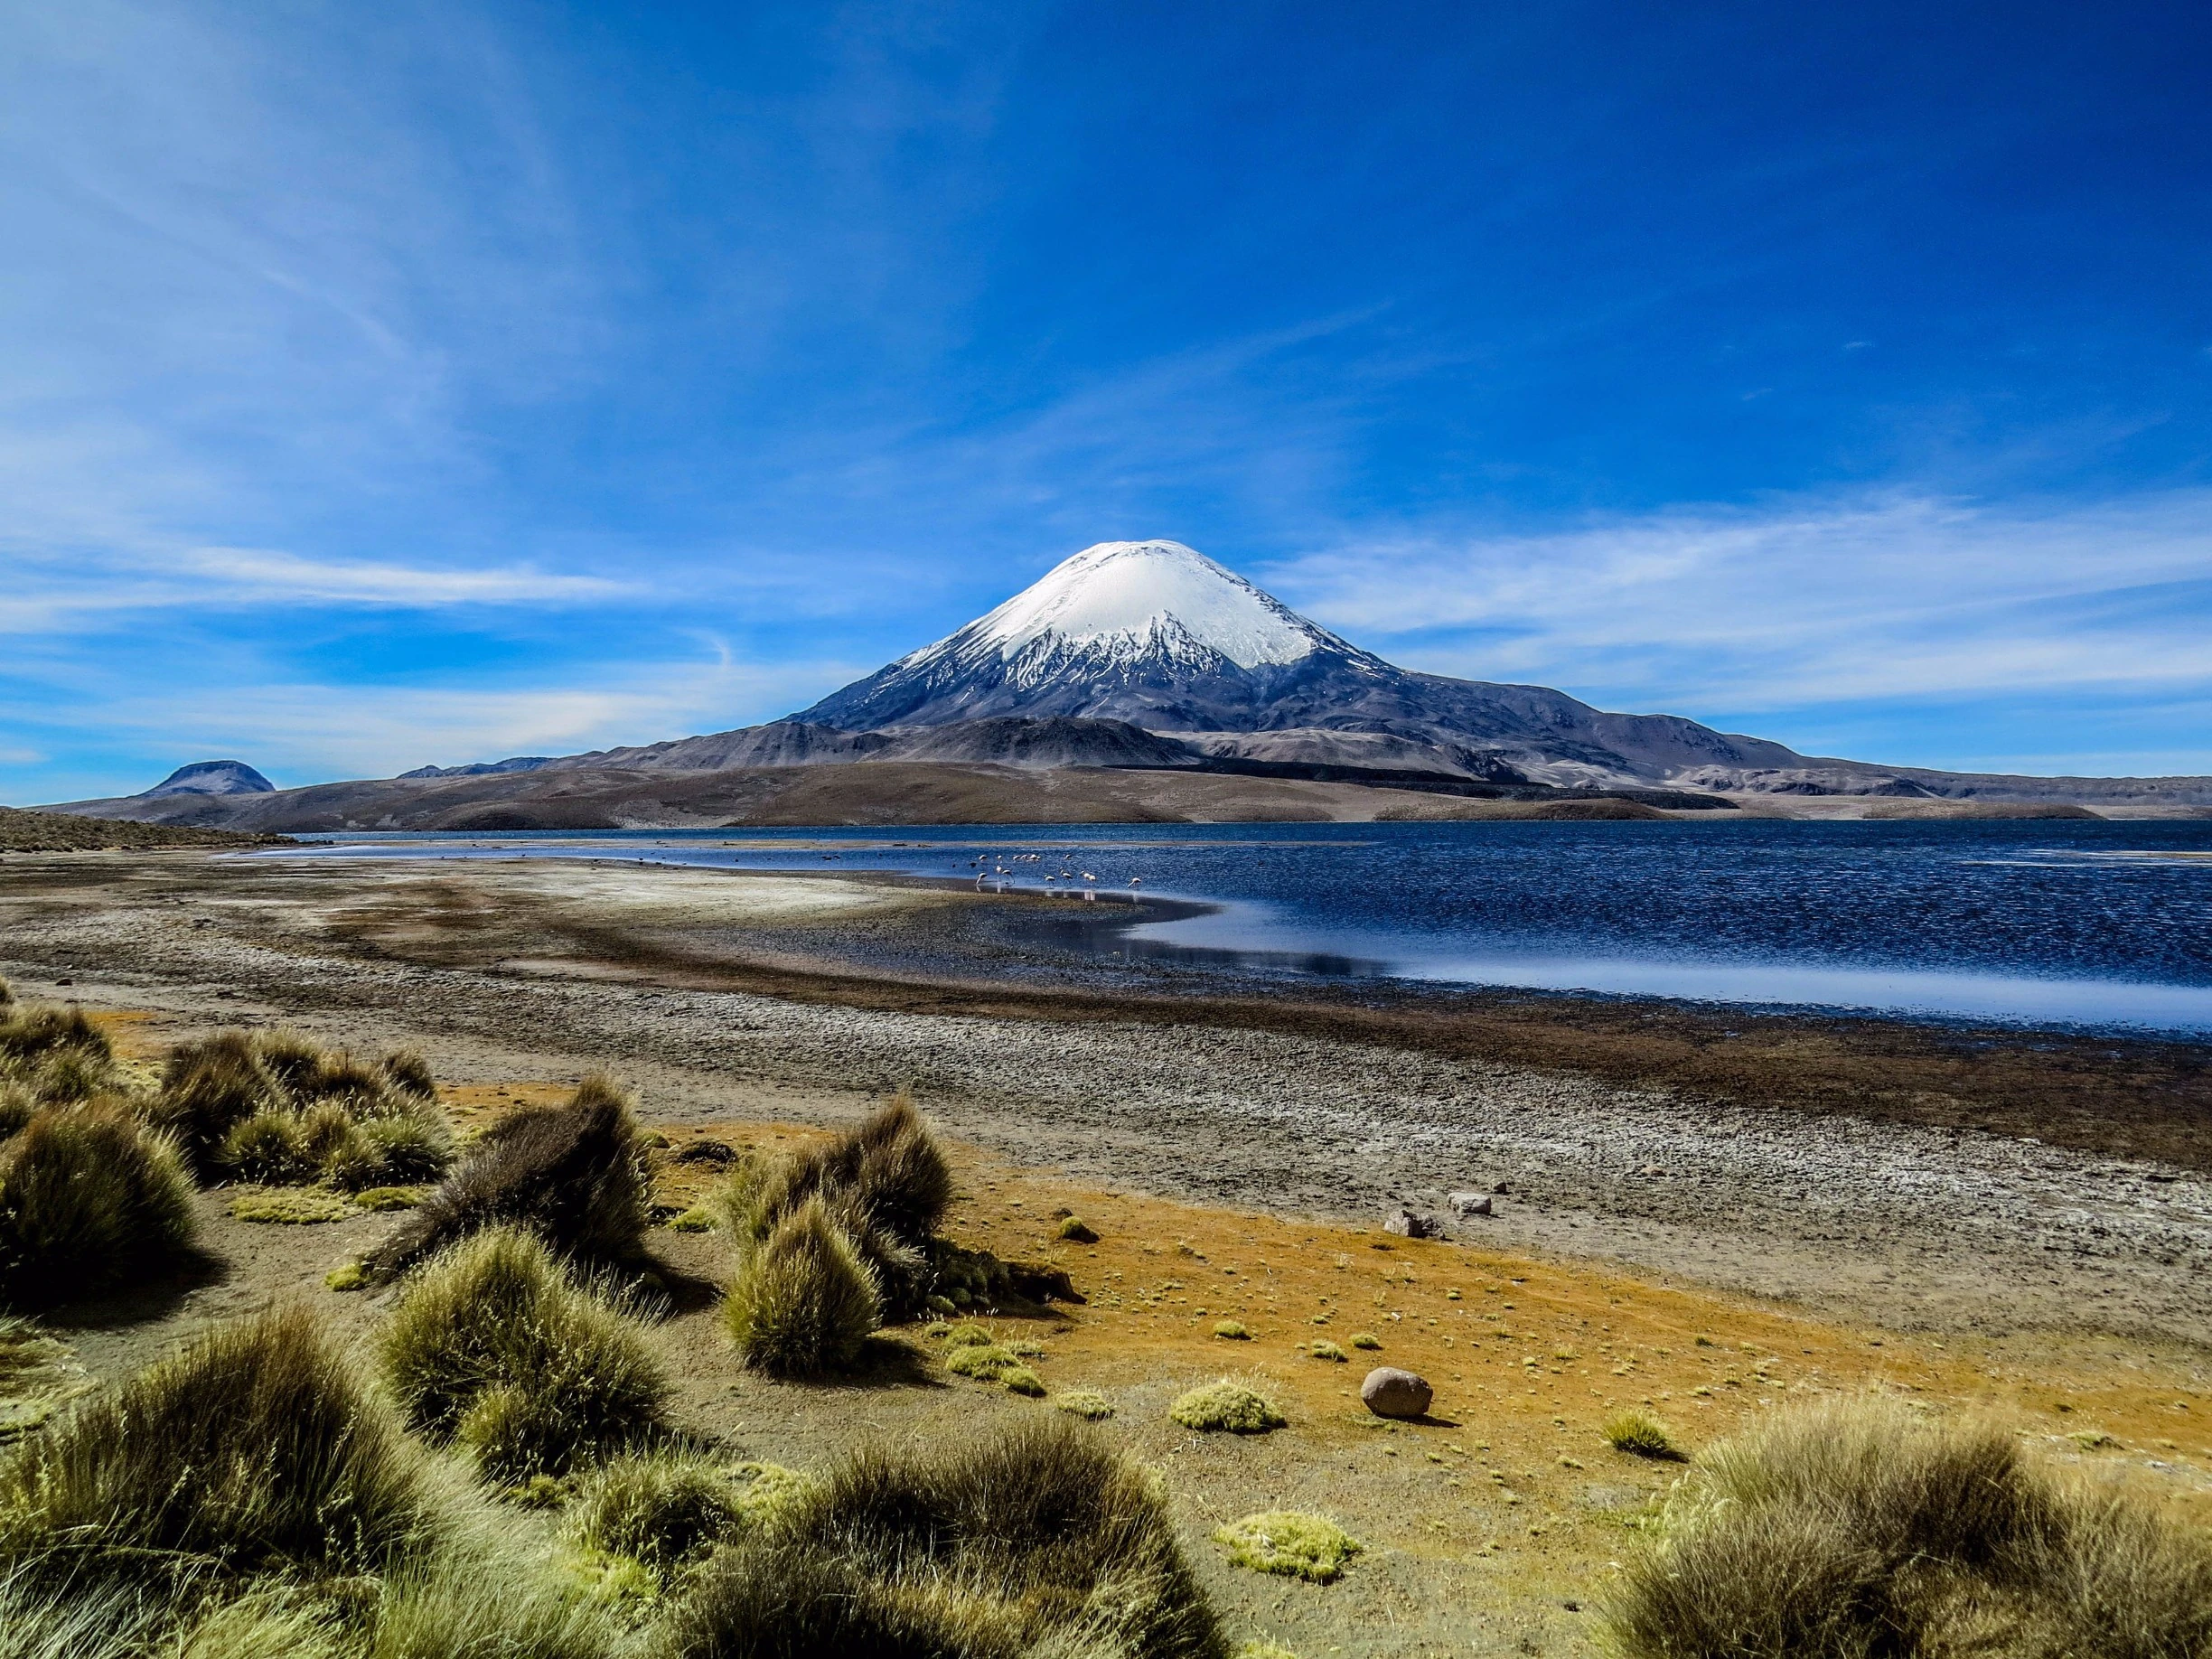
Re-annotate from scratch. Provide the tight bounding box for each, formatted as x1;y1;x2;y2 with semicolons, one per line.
724;1196;882;1377
1308;1341;1345;1362
666;1414;1222;1659
1348;1332;1381;1350
1054;1390;1114;1420
998;1366;1045;1398
1214;1512;1364;1583
380;1226;669;1482
219;1106;316;1183
1604;1397;2212;1659
1603;1410;1681;1460
0;1305;431;1580
571;1453;750;1570
368;1075;649;1277
1214;1320;1249;1340
1056;1215;1098;1243
1170;1381;1285;1435
380;1048;439;1103
943;1322;994;1347
0;1107;196;1308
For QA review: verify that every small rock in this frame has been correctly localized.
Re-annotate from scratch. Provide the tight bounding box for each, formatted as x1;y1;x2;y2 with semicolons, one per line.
1448;1191;1494;1217
1361;1367;1433;1420
1383;1209;1442;1239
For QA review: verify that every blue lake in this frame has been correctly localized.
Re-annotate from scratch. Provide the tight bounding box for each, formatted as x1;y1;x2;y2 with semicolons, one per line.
276;819;2212;1035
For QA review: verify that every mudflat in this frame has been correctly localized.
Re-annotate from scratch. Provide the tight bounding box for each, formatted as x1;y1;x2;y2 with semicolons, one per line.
4;847;2208;1346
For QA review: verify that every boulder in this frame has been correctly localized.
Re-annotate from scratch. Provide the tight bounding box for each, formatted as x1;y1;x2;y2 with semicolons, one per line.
1383;1208;1441;1239
1361;1366;1433;1420
1448;1191;1494;1216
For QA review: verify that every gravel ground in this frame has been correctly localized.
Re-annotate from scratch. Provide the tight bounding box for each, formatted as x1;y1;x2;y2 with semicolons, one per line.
5;850;2209;1346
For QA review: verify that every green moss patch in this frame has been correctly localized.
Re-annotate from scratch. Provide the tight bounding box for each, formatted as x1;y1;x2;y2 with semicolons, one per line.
1214;1511;1364;1583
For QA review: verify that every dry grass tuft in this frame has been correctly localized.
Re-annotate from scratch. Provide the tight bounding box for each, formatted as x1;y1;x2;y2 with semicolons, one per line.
1054;1390;1115;1420
1213;1512;1364;1583
1603;1410;1681;1459
0;1106;196;1308
665;1413;1223;1659
368;1074;650;1277
724;1195;883;1377
0;1305;431;1584
1213;1320;1250;1341
570;1453;757;1571
1606;1396;2212;1659
149;1029;454;1190
1170;1381;1286;1435
379;1225;669;1483
0;1006;117;1104
717;1095;952;1321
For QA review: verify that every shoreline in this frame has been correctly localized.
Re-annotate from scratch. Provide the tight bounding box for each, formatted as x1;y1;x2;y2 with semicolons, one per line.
3;848;2209;1350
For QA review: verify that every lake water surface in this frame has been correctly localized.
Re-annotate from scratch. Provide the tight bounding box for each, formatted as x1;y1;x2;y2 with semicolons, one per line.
278;819;2212;1035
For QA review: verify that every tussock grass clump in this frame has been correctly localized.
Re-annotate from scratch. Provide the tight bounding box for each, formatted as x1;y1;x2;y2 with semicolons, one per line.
1170;1382;1286;1435
1348;1332;1382;1351
569;1454;809;1572
1054;1390;1115;1420
1056;1215;1098;1243
380;1226;669;1483
724;1196;883;1377
150;1029;455;1190
1603;1410;1680;1459
0;1006;117;1103
1308;1341;1345;1363
1606;1396;2212;1659
717;1096;952;1321
1214;1512;1364;1583
0;1305;431;1582
1213;1320;1250;1340
0;1106;196;1308
368;1074;650;1276
666;1414;1223;1659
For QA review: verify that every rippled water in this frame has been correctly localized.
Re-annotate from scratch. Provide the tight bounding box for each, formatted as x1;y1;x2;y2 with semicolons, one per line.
277;819;2212;1034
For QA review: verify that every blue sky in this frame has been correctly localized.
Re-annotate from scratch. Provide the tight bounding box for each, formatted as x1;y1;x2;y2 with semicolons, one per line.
4;0;2210;801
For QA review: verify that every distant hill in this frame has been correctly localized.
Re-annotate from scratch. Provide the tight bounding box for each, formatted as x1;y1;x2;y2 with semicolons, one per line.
36;539;2212;828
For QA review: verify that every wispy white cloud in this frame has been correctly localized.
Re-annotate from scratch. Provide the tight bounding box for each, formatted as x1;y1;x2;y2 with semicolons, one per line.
1262;491;2212;716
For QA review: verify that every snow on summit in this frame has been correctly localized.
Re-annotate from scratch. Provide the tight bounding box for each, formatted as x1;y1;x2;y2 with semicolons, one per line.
969;540;1325;670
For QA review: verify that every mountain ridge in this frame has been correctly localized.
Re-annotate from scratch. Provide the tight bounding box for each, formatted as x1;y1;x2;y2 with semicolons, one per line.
35;538;2212;825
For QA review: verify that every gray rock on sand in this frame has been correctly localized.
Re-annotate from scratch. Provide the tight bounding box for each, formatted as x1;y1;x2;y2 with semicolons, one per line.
1361;1366;1433;1419
1448;1191;1494;1216
1383;1208;1441;1238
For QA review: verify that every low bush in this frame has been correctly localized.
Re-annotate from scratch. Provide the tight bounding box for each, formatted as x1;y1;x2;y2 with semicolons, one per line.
1054;1390;1115;1420
0;1305;431;1582
1170;1381;1285;1435
1605;1396;2212;1659
1603;1410;1680;1459
368;1076;649;1276
0;1106;196;1308
1308;1341;1345;1363
665;1414;1223;1659
1348;1332;1382;1350
380;1226;669;1483
724;1195;882;1377
1056;1215;1098;1243
1213;1320;1249;1340
1214;1512;1364;1583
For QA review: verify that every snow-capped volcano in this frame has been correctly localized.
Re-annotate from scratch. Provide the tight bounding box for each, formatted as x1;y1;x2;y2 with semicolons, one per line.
798;537;1812;784
800;539;1394;732
970;539;1339;671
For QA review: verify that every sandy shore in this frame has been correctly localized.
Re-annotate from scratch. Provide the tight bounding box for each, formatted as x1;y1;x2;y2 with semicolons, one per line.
5;848;2209;1347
